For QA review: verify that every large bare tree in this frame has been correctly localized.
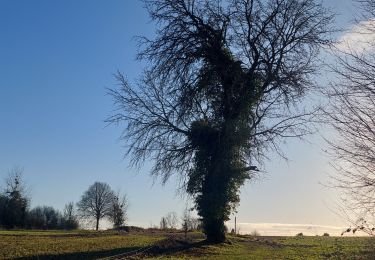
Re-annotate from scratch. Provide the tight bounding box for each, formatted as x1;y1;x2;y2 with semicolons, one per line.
108;0;333;242
325;0;375;235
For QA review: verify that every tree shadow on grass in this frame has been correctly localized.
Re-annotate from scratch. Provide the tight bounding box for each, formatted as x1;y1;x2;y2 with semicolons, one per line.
12;235;220;259
14;246;144;260
142;237;222;258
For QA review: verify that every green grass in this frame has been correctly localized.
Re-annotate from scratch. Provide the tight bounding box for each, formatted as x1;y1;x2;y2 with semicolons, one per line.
0;229;162;259
148;235;375;259
0;230;374;259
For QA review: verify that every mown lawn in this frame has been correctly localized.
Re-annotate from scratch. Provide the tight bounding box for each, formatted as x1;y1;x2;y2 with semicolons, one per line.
0;230;374;259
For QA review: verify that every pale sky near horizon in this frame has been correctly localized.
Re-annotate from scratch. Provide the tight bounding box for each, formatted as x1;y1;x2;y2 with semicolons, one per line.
0;0;364;233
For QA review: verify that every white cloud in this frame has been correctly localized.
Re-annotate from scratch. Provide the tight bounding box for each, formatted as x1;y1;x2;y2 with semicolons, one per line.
336;19;375;54
225;222;368;236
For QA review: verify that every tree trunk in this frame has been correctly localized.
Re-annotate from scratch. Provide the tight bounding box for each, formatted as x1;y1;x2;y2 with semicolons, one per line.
204;216;226;243
189;120;243;243
199;129;240;243
96;217;99;231
200;168;229;243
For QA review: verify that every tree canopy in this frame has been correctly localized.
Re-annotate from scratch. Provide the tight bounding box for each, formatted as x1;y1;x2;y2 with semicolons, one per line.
77;182;115;230
109;0;334;242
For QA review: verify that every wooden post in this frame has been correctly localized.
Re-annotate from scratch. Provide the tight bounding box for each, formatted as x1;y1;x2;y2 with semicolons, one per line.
235;216;237;235
184;219;187;241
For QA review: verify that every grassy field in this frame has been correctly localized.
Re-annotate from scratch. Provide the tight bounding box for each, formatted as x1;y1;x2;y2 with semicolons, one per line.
0;229;374;259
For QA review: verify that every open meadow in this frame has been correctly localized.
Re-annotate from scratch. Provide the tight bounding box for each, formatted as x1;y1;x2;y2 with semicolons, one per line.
0;229;374;259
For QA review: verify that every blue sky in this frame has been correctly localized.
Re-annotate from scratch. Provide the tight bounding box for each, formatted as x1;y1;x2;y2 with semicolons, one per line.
0;0;359;231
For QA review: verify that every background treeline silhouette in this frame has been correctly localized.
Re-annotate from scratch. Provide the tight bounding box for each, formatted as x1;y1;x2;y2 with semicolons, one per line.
0;193;79;230
0;168;129;230
0;168;79;230
0;168;202;232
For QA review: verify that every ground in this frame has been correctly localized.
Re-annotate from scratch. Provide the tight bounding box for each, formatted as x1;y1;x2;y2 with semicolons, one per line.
0;229;374;259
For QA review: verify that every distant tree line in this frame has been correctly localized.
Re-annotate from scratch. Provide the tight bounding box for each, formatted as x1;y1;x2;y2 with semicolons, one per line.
0;167;79;230
0;168;128;231
159;209;202;232
26;203;79;230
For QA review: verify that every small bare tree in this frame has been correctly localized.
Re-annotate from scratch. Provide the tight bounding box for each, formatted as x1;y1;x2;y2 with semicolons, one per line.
3;166;28;197
62;202;79;230
77;182;115;230
165;212;178;229
160;217;167;230
1;167;29;228
109;192;129;229
182;207;201;232
160;212;178;229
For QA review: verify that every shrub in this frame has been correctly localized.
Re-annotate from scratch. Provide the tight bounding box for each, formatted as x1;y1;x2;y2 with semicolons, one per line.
250;229;261;237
